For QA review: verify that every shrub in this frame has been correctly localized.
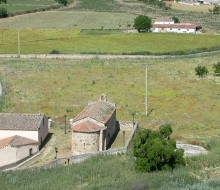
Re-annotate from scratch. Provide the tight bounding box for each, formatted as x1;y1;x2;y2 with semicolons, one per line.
50;49;61;54
132;125;185;173
0;7;7;18
213;5;220;14
213;62;220;76
171;16;180;23
56;0;68;6
195;66;208;77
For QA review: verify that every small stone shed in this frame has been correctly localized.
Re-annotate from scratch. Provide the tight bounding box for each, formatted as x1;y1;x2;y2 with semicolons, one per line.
0;113;49;146
71;95;116;155
0;135;38;167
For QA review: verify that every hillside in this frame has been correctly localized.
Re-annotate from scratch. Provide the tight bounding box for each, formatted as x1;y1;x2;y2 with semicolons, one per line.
0;0;219;33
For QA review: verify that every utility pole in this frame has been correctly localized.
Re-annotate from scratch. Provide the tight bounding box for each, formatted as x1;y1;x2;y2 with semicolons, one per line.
18;30;20;57
146;64;148;116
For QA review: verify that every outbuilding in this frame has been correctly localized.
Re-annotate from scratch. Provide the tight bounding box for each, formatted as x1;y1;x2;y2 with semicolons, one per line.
0;135;38;167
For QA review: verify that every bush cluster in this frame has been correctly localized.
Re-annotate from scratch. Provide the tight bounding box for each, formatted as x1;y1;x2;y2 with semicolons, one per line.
132;124;185;172
138;0;170;10
195;62;220;77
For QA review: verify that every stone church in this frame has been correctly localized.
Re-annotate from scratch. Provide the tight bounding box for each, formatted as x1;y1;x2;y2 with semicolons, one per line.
71;95;116;155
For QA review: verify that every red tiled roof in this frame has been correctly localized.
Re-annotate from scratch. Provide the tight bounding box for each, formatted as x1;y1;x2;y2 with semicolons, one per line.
0;135;38;149
74;100;115;124
153;23;197;29
72;121;102;133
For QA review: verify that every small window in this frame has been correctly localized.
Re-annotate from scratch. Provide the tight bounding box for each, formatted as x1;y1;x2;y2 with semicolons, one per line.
29;148;33;156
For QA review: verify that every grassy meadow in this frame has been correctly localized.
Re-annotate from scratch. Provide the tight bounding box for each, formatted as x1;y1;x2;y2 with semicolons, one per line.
0;29;219;54
0;53;219;145
0;0;55;13
1;142;220;189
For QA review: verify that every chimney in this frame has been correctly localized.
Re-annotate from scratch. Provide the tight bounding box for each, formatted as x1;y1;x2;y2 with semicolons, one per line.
99;94;107;102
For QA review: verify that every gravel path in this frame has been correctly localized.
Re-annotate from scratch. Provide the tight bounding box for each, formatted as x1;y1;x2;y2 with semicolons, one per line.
0;50;219;60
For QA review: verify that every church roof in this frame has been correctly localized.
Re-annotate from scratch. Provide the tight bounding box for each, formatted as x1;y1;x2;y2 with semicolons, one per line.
0;135;38;149
0;113;44;131
72;121;102;133
74;100;115;124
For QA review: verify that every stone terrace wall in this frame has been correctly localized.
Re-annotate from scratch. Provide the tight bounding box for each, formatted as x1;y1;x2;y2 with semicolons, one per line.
37;122;138;169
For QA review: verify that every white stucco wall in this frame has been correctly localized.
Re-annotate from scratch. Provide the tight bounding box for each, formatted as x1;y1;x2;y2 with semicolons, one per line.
16;144;38;161
0;146;16;166
152;27;196;34
0;130;38;142
0;144;38;167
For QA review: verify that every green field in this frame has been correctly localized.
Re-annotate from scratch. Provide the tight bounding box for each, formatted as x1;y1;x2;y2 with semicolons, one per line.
0;29;219;54
0;53;219;144
0;0;55;13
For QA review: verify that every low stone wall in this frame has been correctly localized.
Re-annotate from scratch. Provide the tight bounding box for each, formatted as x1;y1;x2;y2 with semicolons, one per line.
35;123;139;169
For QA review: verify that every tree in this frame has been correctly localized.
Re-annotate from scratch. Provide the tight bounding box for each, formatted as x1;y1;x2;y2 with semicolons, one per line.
213;62;220;76
0;0;7;4
171;16;180;23
159;123;172;138
133;15;152;33
213;5;220;14
132;125;185;173
195;65;209;77
0;7;7;18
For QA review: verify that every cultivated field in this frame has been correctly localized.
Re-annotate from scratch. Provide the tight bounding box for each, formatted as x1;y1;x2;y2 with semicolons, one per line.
0;29;219;54
0;0;55;13
166;1;214;13
0;0;219;33
0;11;135;29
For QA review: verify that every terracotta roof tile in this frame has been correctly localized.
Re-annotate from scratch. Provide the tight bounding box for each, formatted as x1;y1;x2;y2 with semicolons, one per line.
0;135;38;149
153;23;197;29
0;113;44;131
72;121;102;133
74;100;115;124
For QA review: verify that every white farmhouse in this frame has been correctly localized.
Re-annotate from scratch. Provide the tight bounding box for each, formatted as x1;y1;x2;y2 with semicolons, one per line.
0;113;49;146
152;18;198;34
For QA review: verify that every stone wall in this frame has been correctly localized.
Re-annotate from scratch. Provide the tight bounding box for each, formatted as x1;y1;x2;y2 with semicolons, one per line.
72;131;100;155
37;123;139;169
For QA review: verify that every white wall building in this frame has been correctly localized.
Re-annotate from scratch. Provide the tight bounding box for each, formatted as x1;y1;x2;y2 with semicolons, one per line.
152;18;198;34
0;135;38;167
0;113;49;146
